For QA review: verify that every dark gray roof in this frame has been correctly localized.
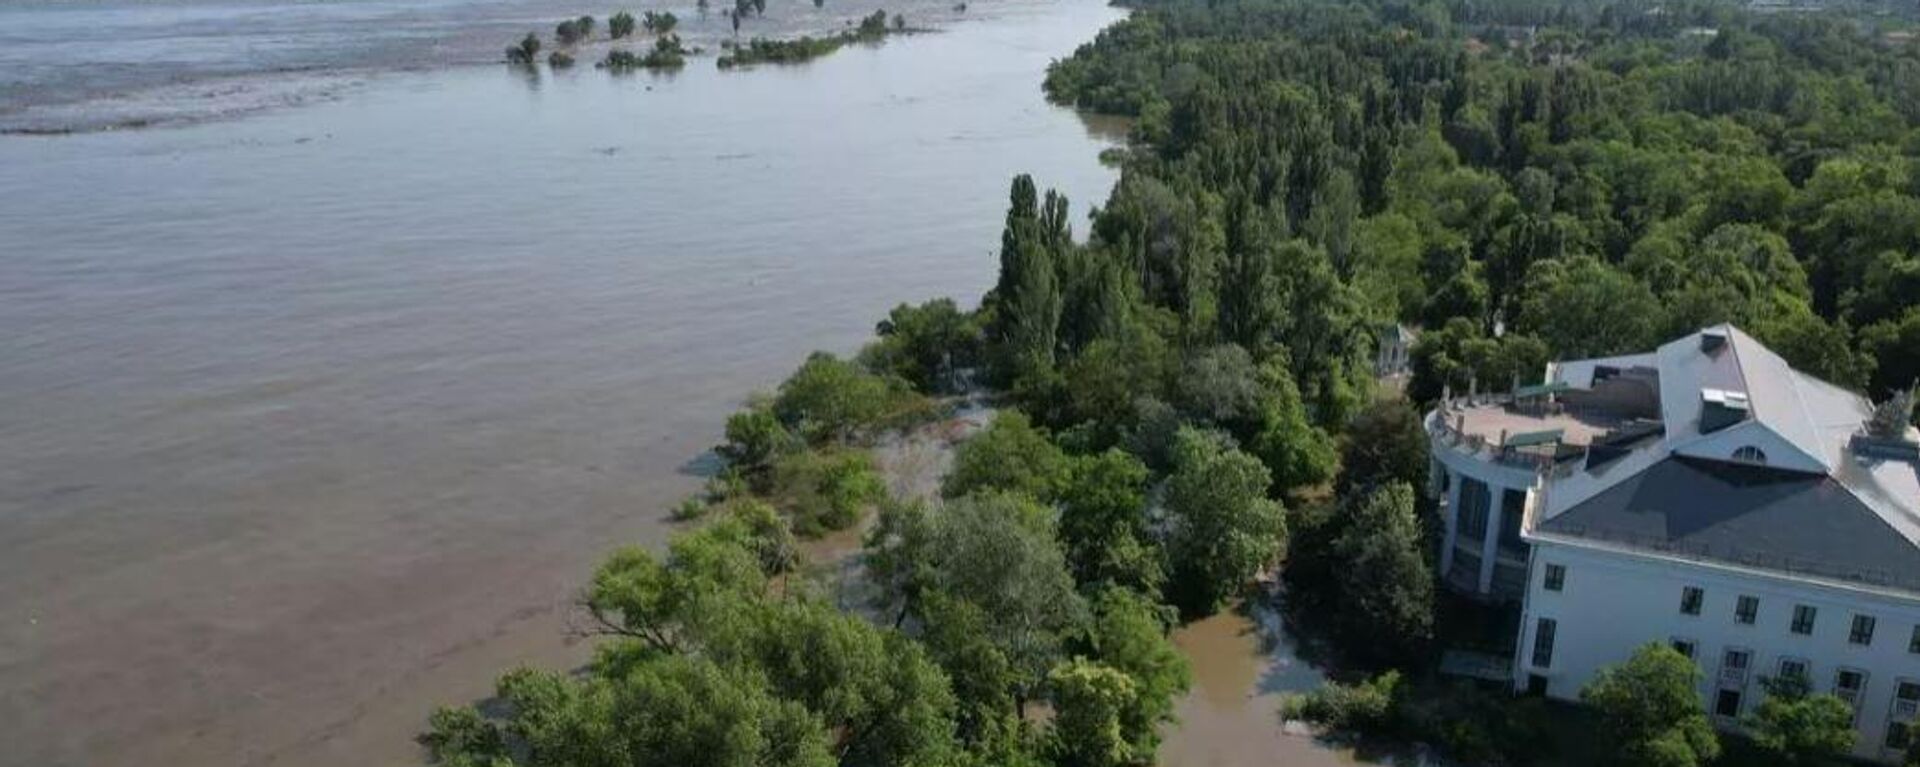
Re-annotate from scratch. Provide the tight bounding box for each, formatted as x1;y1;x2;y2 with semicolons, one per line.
1537;456;1920;593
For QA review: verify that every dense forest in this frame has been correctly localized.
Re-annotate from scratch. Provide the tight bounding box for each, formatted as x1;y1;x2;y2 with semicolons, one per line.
429;1;1920;766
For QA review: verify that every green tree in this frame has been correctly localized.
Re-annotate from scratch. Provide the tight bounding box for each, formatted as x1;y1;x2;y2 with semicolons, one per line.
642;10;678;34
1337;396;1429;496
505;33;541;65
609;10;636;39
440;658;833;767
867;493;1085;710
1175;344;1265;431
992;176;1067;377
1249;359;1337;496
1581;643;1722;767
1046;659;1138;767
768;448;885;536
718;399;798;485
1057;449;1161;594
1163;427;1287;615
861;299;978;394
1515;256;1660;359
773;352;919;445
1328;483;1433;666
1745;675;1856;767
1862;309;1920;398
1080;587;1190;754
942;410;1071;502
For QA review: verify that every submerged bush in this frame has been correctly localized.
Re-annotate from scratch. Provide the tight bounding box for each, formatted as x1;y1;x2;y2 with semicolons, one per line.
555;15;595;44
503;32;540;64
601;35;688;70
609;10;636;38
643;10;679;34
1282;671;1403;733
547;50;575;68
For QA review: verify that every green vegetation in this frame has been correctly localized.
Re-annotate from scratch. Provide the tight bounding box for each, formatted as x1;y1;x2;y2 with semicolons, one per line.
600;36;691;70
643;10;679;34
1745;675;1858;766
1162;427;1285;615
717;10;897;68
1043;0;1920;404
1282;670;1403;732
546;50;574;69
1582;643;1721;767
609;10;636;39
555;15;594;45
446;0;1920;763
503;32;540;65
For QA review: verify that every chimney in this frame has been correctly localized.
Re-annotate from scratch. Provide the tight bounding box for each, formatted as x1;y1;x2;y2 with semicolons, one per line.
1700;388;1749;434
1700;328;1727;354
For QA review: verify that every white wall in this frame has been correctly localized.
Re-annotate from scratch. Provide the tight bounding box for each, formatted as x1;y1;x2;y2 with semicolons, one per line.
1428;423;1537;599
1515;538;1920;763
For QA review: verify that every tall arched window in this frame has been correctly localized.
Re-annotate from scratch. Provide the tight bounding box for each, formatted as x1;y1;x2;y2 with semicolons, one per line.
1732;446;1768;465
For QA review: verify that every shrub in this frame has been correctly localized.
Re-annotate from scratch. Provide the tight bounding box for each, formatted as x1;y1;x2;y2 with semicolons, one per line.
643;10;679;34
547;50;575;68
504;32;541;64
1282;671;1403;733
719;400;798;484
770;449;885;536
609;10;637;39
672;496;708;521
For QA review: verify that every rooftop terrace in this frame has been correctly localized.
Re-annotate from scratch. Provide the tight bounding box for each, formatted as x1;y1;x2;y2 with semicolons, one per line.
1430;390;1660;473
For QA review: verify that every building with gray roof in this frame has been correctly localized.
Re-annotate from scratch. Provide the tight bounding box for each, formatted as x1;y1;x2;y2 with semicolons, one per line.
1424;325;1920;762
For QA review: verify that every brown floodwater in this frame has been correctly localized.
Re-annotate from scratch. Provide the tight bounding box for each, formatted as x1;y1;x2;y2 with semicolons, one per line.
1164;600;1375;767
0;3;1127;765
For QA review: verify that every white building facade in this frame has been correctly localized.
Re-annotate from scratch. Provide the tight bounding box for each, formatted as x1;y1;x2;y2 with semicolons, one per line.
1427;325;1920;763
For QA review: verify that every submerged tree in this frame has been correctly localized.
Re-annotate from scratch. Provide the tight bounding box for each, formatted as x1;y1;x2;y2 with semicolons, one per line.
504;32;541;65
1162;427;1286;615
609;10;637;39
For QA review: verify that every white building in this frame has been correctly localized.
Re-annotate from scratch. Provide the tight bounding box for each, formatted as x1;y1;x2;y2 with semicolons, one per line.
1426;325;1920;762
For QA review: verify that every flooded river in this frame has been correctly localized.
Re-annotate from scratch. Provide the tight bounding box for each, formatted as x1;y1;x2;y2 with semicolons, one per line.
0;2;1125;764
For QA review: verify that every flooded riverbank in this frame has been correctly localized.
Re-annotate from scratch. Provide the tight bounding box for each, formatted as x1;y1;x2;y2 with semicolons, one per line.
0;2;1123;765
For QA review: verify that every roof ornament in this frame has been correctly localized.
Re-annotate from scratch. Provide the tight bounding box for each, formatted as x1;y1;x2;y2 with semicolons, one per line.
1868;382;1917;441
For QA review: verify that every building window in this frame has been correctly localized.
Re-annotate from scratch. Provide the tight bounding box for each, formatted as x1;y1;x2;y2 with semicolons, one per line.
1792;604;1817;635
1777;657;1809;683
1671;638;1696;660
1459;478;1490;542
1723;648;1750;674
1891;681;1920;749
1851;614;1877;646
1731;445;1768;465
1544;563;1566;592
1499;489;1527;550
1680;586;1704;616
1909;625;1920;654
1715;689;1743;718
1734;595;1757;625
1835;669;1867;719
1532;618;1557;669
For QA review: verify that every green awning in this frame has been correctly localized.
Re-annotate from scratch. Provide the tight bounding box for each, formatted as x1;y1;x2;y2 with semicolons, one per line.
1513;381;1573;398
1504;428;1565;448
